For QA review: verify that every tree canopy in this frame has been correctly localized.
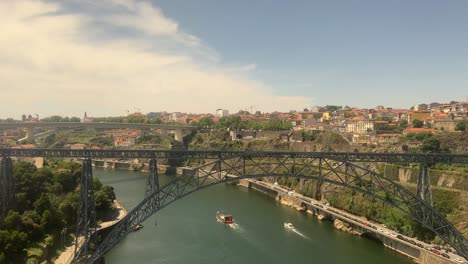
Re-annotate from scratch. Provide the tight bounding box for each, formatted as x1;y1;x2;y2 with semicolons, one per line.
0;160;115;263
455;120;468;131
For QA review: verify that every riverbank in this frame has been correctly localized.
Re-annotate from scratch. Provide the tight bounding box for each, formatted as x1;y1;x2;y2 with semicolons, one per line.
238;178;465;264
53;200;127;264
82;163;466;264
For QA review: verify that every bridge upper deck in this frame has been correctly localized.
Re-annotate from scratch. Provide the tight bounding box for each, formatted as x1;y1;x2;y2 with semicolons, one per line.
0;122;195;130
0;148;467;163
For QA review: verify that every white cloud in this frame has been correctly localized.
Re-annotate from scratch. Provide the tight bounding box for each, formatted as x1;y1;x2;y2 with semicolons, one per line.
0;0;313;118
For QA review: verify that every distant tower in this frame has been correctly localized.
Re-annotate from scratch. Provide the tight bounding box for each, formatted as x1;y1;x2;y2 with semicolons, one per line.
84;112;87;118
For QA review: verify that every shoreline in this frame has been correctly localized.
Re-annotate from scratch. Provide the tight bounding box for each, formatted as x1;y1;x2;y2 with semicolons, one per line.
53;199;127;264
238;178;461;264
81;164;464;264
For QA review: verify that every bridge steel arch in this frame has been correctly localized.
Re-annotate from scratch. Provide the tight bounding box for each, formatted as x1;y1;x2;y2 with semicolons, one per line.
89;154;468;263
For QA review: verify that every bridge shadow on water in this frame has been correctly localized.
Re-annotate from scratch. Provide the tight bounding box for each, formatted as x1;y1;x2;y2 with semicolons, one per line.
101;177;146;185
361;232;384;245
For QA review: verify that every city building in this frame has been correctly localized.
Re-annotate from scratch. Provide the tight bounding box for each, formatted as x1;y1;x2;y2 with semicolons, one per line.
346;120;374;134
215;109;229;117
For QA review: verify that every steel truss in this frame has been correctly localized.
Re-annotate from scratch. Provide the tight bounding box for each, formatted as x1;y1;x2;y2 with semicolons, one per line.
89;155;468;263
145;159;160;213
1;148;468;164
73;158;97;264
0;157;15;218
417;163;433;206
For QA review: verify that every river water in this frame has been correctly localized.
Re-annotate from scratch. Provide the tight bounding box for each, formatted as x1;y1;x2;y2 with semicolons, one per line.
94;169;412;264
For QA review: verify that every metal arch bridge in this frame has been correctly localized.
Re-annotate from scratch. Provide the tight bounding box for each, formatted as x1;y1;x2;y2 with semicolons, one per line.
0;149;467;263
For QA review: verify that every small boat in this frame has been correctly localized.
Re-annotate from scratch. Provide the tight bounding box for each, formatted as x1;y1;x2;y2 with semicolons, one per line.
216;211;233;224
131;224;143;231
284;222;295;230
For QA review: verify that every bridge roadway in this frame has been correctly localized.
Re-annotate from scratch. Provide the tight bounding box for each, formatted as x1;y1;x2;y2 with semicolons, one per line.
0;148;467;164
0;122;195;130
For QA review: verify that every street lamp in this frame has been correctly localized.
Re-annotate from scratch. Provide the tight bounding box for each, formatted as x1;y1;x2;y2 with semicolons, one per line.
61;228;67;248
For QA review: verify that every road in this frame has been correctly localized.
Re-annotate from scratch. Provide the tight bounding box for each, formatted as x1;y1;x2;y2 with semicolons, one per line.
54;200;127;264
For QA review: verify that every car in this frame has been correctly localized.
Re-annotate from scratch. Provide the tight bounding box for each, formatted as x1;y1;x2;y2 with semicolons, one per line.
416;243;423;248
396;235;404;240
431;249;441;255
455;258;465;263
409;240;416;245
441;253;450;259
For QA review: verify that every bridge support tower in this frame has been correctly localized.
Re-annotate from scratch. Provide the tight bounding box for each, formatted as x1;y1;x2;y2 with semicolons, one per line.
74;158;97;264
145;159;160;211
0;157;15;218
26;127;34;142
174;129;183;142
417;163;433;206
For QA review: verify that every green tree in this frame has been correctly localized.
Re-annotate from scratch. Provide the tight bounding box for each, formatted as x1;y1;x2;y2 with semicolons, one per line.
2;212;23;231
399;119;408;128
198;117;214;128
401;144;409;152
54;171;77;193
412;119;423;128
0;230;29;262
41;115;63;122
455;120;468;131
420;138;441;153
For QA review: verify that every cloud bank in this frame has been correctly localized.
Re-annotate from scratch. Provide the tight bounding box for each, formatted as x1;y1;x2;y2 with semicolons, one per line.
0;0;313;118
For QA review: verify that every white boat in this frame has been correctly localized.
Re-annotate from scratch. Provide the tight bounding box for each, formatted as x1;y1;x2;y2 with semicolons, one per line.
131;224;143;232
284;222;295;230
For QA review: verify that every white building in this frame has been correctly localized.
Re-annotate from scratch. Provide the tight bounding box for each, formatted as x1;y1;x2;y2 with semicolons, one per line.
215;109;229;117
346;120;374;134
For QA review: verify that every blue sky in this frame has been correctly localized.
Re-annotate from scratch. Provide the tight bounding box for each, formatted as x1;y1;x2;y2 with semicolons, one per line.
0;0;467;118
154;0;468;107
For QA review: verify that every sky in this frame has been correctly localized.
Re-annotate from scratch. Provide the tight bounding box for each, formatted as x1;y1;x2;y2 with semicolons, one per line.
1;0;467;118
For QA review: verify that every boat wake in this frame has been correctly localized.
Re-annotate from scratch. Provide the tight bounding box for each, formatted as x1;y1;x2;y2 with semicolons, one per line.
228;223;245;233
286;227;309;239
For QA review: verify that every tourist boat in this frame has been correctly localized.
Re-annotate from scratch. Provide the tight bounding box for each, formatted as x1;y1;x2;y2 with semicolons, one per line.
216;211;233;224
284;222;295;230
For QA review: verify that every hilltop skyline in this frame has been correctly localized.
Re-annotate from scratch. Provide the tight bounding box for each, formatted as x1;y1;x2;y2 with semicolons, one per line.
0;0;467;118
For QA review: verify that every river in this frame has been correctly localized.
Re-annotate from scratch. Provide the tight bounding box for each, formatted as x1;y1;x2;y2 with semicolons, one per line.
94;169;413;264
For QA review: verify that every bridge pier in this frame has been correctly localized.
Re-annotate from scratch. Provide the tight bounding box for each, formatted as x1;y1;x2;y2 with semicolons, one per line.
174;129;183;142
74;158;97;264
146;159;160;196
417;163;433;206
0;157;15;218
26;127;34;142
145;159;160;213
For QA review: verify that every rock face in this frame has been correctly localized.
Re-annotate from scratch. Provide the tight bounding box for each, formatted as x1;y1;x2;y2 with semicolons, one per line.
334;219;355;234
295;206;306;212
334;219;345;230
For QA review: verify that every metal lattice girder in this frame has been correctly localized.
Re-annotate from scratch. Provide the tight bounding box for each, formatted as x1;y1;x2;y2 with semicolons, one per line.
417;163;433;206
145;159;159;197
145;159;160;213
73;158;97;264
89;155;468;263
0;157;15;218
1;148;468;164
